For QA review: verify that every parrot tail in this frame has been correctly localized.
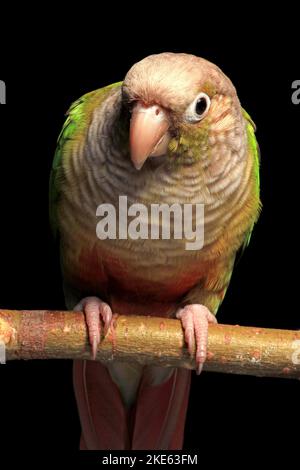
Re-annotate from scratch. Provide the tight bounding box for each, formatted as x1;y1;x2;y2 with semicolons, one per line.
73;360;191;450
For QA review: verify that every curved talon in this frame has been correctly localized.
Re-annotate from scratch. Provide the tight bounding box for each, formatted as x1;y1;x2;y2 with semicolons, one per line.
74;296;113;360
176;304;217;375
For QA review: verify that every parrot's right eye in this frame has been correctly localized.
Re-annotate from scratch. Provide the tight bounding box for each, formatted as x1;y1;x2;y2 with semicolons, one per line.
184;92;211;123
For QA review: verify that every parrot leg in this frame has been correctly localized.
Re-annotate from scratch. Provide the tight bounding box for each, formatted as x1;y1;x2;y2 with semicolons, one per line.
176;304;217;375
74;296;113;359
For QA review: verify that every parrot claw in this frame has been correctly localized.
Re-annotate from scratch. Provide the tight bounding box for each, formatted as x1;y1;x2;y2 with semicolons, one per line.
74;296;113;360
91;336;99;361
176;304;217;374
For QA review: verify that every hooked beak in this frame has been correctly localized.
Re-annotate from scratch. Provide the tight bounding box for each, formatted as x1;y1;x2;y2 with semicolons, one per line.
130;102;170;170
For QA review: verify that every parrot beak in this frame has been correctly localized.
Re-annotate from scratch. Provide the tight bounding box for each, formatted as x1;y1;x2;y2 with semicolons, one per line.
130;102;170;170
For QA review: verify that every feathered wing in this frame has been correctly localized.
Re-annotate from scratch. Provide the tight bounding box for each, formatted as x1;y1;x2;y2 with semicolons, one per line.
49;83;122;238
240;108;261;252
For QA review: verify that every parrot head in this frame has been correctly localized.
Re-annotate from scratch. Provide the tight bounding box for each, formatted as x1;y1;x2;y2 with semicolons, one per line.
122;52;244;171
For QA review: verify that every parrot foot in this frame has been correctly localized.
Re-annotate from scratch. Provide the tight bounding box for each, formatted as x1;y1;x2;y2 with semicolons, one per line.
74;296;113;360
176;304;217;375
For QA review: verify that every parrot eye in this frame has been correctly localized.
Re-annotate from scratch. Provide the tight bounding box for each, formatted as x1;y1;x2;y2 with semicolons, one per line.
184;92;211;123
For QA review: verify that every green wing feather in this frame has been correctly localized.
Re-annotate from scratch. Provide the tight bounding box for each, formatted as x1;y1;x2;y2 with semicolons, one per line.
49;82;122;237
241;108;261;252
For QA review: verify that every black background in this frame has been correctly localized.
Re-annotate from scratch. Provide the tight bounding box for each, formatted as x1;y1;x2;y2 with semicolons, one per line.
0;9;299;465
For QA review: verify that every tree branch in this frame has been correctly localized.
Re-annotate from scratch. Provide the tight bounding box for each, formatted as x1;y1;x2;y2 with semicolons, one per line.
0;309;299;379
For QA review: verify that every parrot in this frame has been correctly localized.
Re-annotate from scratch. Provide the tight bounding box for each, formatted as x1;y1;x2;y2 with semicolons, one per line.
49;52;261;450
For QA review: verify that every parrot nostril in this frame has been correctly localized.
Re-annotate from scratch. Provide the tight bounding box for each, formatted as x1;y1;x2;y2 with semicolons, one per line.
155;108;160;116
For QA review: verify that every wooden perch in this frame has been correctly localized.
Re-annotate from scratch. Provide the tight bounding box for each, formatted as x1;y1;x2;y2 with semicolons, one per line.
0;309;299;379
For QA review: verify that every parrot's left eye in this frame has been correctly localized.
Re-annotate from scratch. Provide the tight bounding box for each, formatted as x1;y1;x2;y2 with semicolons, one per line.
184;92;211;123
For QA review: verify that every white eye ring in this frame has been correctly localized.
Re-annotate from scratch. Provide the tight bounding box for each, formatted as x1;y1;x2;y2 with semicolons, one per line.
184;92;211;123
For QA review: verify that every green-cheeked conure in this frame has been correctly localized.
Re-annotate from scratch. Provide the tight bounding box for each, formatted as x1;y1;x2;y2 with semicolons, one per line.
50;53;260;450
